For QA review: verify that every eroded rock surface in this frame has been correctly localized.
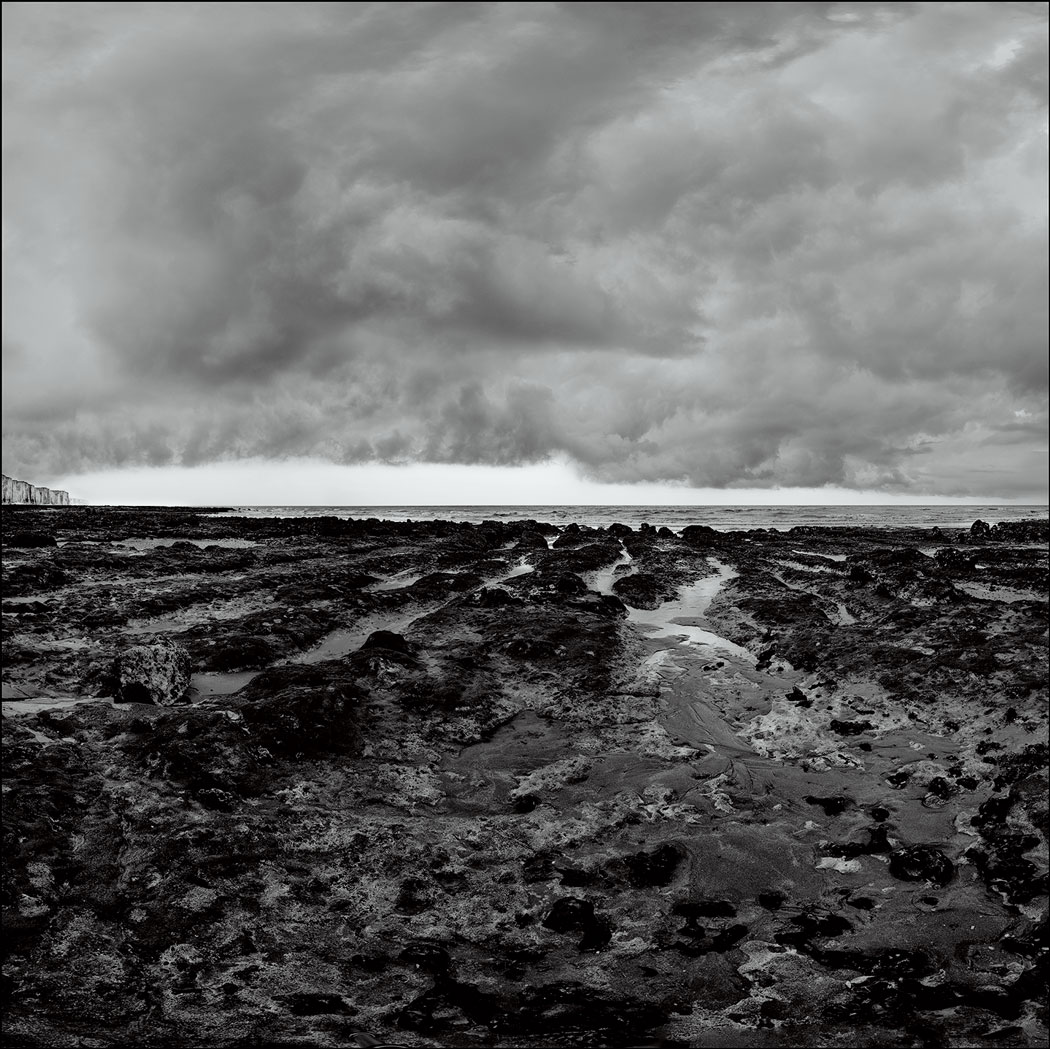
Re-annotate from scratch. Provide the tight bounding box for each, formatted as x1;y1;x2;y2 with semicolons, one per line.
2;505;1047;1048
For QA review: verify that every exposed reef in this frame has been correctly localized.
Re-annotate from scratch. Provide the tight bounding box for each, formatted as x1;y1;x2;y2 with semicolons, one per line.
2;506;1047;1048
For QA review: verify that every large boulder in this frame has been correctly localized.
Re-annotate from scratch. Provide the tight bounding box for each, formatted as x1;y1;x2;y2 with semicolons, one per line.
114;640;191;705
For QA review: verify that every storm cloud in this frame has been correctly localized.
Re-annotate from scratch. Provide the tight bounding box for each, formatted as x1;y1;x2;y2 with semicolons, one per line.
3;1;1047;498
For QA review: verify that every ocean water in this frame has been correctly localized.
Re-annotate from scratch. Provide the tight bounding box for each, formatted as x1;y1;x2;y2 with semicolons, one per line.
208;504;1049;532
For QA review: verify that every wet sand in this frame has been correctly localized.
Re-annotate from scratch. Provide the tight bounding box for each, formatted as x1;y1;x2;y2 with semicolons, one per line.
2;506;1047;1048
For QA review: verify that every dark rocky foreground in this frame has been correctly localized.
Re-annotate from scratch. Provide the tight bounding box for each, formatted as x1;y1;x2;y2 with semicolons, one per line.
2;506;1047;1049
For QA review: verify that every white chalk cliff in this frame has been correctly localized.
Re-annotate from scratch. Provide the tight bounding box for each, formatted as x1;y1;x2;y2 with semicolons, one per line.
2;473;72;505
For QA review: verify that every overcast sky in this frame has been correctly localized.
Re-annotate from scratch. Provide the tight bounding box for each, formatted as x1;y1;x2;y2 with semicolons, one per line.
3;2;1047;503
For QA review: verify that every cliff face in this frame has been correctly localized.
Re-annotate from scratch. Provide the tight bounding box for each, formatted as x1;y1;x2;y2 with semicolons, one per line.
1;474;71;506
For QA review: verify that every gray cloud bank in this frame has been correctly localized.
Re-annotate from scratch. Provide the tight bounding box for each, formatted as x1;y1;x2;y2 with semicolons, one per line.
3;1;1047;498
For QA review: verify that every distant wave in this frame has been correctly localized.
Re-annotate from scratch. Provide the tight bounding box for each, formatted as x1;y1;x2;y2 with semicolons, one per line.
203;504;1049;532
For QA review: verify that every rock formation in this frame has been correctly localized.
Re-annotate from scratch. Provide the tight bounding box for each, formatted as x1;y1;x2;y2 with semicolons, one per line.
2;506;1047;1048
1;473;72;505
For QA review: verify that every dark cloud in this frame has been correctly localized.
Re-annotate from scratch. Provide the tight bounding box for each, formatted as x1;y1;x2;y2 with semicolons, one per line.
2;1;1047;498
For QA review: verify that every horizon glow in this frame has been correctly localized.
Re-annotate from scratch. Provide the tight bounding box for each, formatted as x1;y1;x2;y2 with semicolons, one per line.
48;458;1049;508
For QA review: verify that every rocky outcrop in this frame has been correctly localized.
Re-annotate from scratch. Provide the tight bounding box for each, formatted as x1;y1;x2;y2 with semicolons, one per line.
2;473;71;505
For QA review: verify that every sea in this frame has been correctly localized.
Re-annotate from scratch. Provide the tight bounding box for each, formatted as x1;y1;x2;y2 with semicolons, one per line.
207;504;1050;533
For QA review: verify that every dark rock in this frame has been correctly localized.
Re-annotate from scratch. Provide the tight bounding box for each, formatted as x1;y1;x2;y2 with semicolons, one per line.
776;912;853;948
846;897;876;911
680;525;719;545
542;896;612;951
512;793;540;814
2;599;49;615
829;718;874;736
471;586;520;608
805;795;853;816
280;992;357;1015
672;919;749;955
399;942;452;975
556;866;596;887
758;891;786;910
966;839;1047;905
199;634;283;672
674;899;737;918
522;854;555;883
515;530;550;550
553;573;587;596
395;877;434;914
506;638;559;660
570;594;628;619
4;562;71;595
786;686;812;707
888;845;955;886
552;531;585;549
361;630;413;654
611;573;665;611
543;896;596;933
237;665;365;758
7;532;58;548
578;917;613;951
623;843;686;887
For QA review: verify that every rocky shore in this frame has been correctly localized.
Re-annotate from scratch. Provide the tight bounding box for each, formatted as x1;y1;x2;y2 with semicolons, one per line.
2;506;1047;1048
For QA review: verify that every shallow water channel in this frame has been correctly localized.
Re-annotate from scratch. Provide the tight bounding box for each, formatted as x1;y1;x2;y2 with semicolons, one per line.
592;551;754;663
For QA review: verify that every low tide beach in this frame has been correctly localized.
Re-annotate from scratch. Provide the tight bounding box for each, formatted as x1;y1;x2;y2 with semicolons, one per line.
3;505;1048;1048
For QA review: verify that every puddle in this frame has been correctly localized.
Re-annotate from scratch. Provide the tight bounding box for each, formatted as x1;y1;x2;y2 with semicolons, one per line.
123;615;204;637
296;609;427;665
369;570;426;592
588;546;634;595
954;581;1038;603
2;686;107;714
672;559;739;615
775;559;837;575
188;562;544;696
833;602;857;625
188;670;261;698
629;612;755;662
501;557;536;580
113;538;258;551
124;599;269;635
794;550;848;562
627;560;753;662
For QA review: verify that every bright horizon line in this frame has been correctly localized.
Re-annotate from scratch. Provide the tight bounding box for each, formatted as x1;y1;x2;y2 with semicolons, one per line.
34;457;1049;508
